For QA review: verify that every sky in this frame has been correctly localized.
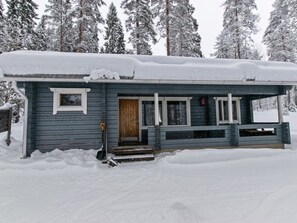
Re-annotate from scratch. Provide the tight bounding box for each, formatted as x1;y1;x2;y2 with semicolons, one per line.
5;0;275;58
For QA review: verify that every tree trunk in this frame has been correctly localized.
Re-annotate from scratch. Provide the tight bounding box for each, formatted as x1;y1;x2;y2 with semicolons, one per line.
77;0;84;53
60;0;63;52
136;0;140;55
166;0;170;56
235;0;240;59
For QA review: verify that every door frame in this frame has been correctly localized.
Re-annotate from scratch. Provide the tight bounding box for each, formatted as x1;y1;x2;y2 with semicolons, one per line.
118;97;142;142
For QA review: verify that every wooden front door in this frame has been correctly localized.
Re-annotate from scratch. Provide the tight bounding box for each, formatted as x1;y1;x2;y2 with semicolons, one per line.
119;99;139;141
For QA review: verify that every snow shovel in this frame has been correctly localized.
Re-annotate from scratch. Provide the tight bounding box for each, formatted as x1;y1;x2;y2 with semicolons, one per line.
96;122;106;161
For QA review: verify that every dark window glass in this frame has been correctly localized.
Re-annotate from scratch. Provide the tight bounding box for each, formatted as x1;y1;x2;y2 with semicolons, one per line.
219;101;223;121
142;101;162;126
167;101;187;125
60;94;82;106
232;101;238;120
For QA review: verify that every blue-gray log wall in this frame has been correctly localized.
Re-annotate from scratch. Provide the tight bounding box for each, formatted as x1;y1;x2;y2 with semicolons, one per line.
24;82;102;154
22;82;285;154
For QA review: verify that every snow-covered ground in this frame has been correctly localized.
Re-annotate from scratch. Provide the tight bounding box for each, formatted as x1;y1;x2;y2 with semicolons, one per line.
1;110;297;223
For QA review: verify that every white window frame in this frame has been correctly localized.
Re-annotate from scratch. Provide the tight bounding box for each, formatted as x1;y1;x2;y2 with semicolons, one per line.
50;88;91;115
140;97;192;129
214;97;241;125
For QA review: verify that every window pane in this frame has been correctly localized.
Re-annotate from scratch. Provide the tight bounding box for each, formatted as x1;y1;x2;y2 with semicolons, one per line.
219;101;223;121
60;94;82;106
218;99;239;123
223;101;228;121
232;101;238;120
142;101;162;126
167;101;187;125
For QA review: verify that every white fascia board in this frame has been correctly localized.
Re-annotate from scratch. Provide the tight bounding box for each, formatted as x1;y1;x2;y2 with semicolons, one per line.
2;76;296;86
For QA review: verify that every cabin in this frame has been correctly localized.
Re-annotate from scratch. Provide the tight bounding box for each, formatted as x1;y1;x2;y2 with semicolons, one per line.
0;51;296;159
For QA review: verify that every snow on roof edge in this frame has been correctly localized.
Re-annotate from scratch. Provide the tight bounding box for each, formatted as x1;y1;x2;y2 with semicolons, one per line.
1;51;297;84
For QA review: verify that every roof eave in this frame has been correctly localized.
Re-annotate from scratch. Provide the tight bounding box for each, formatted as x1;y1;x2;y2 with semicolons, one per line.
2;76;295;86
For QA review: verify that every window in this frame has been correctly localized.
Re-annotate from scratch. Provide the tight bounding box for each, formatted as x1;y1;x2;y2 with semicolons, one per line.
167;101;187;125
215;97;241;125
142;101;162;126
50;88;91;115
60;94;82;106
140;97;191;127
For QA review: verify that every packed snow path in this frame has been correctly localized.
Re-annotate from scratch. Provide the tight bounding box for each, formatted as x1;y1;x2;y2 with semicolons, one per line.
1;110;297;223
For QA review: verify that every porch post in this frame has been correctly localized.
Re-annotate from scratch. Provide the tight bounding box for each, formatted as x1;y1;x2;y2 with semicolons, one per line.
154;93;161;149
228;93;233;124
277;95;284;123
154;93;159;126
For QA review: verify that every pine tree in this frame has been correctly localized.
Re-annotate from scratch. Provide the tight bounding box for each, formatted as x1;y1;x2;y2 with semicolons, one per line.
6;0;39;50
45;0;76;52
31;15;49;51
20;0;39;50
0;0;8;52
102;3;126;54
170;1;202;57
263;0;295;62
213;31;230;58
151;0;174;56
19;0;38;34
192;17;203;57
263;0;297;111
6;0;23;50
152;0;201;57
121;0;157;55
213;0;259;59
73;0;105;53
0;0;3;19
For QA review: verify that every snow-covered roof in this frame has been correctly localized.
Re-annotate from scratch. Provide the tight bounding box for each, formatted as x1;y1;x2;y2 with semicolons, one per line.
1;50;297;85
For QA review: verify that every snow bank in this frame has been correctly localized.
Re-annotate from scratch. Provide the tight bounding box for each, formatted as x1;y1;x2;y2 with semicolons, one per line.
30;149;98;166
84;68;120;83
2;111;297;222
164;148;292;165
1;51;297;84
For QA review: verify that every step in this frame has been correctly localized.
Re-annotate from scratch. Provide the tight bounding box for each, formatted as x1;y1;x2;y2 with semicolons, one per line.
113;147;155;156
113;154;155;163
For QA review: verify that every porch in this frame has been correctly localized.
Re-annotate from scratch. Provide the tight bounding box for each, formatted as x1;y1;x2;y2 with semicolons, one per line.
117;92;290;150
147;123;290;150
